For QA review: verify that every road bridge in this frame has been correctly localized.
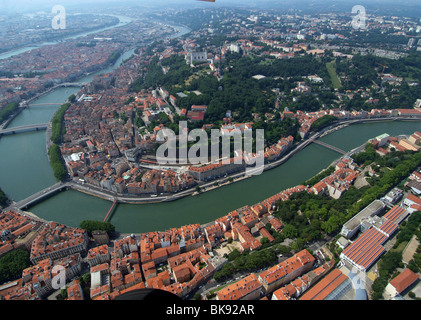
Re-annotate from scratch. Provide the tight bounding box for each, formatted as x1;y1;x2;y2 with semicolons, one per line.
26;103;63;106
9;182;70;211
0;123;48;136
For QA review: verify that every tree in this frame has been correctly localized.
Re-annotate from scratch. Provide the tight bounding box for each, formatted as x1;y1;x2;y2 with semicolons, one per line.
283;224;298;239
291;238;306;251
322;215;342;234
0;102;19;124
68;94;76;103
79;220;115;235
310;115;337;131
50;103;70;145
48;144;67;181
0;187;9;207
0;249;30;284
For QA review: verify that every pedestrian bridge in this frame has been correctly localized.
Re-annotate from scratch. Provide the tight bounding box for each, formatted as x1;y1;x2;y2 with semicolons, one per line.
311;138;347;155
0;123;48;136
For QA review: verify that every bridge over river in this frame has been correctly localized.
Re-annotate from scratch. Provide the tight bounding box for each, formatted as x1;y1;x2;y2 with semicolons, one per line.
311;139;347;155
6;182;71;211
0;123;49;136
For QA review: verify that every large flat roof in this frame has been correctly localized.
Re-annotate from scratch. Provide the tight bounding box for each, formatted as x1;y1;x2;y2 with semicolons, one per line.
342;200;385;232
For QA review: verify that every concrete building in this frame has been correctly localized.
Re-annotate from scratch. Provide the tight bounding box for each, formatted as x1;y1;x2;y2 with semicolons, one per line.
340;200;385;239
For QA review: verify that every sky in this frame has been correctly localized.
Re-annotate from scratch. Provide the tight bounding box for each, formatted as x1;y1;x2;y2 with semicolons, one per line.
1;0;420;16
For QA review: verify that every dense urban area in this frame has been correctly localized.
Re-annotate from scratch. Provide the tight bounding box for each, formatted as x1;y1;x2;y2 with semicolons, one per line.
0;0;421;305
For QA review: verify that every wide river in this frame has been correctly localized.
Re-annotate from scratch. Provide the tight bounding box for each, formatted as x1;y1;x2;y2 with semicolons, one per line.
0;19;419;234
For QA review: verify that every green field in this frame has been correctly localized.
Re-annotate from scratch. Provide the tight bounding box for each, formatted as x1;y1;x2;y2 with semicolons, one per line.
326;61;341;89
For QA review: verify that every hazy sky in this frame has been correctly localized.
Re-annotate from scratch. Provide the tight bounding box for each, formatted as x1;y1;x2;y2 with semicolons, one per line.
1;0;420;16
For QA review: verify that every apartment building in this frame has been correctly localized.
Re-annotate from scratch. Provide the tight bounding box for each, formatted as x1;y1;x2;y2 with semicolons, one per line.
217;273;262;300
258;249;315;293
87;244;111;267
30;222;88;264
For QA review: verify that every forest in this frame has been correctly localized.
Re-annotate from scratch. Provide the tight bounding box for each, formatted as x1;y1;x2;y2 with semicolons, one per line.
0;249;31;285
335;52;421;110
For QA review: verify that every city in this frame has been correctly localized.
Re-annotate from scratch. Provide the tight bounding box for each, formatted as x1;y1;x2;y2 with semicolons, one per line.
0;0;421;312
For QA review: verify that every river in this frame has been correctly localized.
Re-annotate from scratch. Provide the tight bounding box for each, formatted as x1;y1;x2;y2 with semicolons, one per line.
0;14;134;61
1;119;417;234
0;19;419;234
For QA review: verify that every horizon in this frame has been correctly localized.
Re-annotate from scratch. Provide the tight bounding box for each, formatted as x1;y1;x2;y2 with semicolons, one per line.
1;0;421;16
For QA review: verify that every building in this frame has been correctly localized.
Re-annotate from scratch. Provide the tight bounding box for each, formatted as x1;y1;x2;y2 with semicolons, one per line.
67;280;84;300
185;50;208;65
403;194;421;213
90;263;110;299
382;188;404;205
216;273;262;300
385;268;419;298
340;200;385;239
300;269;354;300
340;227;387;272
375;133;390;147
22;254;82;298
87;244;111;267
272;260;335;300
341;203;409;272
407;180;421;196
188;159;245;182
30;222;89;264
258;249;315;293
92;230;110;245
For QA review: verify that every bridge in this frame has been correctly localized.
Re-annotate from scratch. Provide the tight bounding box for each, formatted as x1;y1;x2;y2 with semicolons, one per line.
104;199;118;222
311;139;347;155
19;82;85;107
57;82;85;87
9;182;70;211
27;103;63;106
0;123;49;136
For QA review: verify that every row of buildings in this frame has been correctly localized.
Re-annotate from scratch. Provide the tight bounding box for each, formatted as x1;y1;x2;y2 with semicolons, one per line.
0;217;89;300
0;210;43;258
215;250;349;301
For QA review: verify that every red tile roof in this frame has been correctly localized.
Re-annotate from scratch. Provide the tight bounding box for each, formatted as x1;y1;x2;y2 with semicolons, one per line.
389;268;419;294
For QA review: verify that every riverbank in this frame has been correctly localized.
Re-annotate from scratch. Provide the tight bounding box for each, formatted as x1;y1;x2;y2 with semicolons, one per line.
0;14;132;61
18;120;420;233
22;116;421;212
